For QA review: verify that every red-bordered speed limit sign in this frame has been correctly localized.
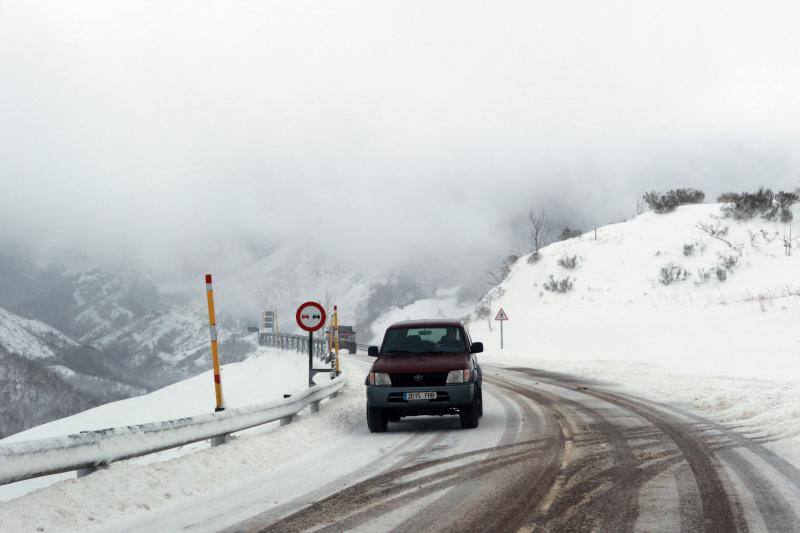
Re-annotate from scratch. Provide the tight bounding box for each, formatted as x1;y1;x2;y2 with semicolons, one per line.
296;301;326;332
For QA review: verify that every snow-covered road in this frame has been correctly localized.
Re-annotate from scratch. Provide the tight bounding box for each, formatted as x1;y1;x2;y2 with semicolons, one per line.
102;360;800;532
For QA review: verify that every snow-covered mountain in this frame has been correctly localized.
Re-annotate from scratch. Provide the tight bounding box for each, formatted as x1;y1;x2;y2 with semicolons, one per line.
0;307;146;437
213;245;424;334
469;203;800;380
0;346;95;440
13;265;160;345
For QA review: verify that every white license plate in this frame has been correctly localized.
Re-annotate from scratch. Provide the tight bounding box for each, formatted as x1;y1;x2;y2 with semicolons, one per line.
404;392;437;400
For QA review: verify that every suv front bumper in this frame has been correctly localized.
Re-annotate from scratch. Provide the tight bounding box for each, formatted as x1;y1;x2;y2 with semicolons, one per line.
366;383;474;411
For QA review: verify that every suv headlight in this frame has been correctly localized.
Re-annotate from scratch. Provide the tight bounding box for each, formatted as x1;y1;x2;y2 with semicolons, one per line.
446;369;471;383
368;372;392;386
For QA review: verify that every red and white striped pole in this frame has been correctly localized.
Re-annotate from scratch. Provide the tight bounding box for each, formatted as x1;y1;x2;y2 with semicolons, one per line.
205;274;225;412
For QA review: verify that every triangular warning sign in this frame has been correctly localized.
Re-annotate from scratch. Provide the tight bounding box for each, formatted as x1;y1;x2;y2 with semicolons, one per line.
495;308;509;321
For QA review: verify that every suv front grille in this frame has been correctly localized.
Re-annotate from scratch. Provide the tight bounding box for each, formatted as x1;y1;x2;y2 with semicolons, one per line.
389;372;448;387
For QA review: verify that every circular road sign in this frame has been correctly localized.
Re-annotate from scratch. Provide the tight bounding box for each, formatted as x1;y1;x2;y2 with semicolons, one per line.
296;301;327;332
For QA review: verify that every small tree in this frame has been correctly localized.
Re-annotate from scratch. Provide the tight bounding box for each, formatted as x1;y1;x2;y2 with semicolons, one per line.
486;254;520;285
528;207;552;262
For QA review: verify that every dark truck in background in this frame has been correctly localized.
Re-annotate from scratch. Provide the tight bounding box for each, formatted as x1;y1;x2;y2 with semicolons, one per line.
326;325;357;354
365;319;483;432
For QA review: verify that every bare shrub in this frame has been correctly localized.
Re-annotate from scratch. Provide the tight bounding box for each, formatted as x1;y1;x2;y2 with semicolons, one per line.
715;267;727;282
558;228;583;241
644;189;705;213
719;187;798;222
543;275;574;293
683;244;696;256
659;263;690;285
696;219;735;249
718;253;739;271
557;254;579;269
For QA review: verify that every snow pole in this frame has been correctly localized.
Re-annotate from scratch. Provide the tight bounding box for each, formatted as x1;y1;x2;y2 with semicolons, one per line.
204;274;225;412
334;305;340;375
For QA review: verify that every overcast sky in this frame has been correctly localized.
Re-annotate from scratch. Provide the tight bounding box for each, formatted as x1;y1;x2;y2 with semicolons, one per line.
2;1;799;284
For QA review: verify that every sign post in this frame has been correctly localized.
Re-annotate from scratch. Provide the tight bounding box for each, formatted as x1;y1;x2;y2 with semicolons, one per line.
333;305;341;376
296;301;327;387
495;307;509;350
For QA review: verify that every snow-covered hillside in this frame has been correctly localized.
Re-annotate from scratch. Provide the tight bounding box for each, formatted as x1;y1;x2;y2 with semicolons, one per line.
470;203;800;380
0;307;146;437
0;306;144;395
13;266;160;346
467;203;800;463
0;307;79;361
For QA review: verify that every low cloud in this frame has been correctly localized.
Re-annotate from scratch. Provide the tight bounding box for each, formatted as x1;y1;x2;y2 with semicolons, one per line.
2;1;799;286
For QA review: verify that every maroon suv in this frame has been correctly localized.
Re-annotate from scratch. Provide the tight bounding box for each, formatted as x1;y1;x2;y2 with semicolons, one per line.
365;319;483;432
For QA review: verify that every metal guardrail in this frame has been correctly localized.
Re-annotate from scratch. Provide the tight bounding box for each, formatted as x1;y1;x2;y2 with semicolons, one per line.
0;375;345;486
259;332;328;358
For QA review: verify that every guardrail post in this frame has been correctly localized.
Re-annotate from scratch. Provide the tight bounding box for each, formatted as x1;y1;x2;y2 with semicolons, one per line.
210;434;229;447
77;464;108;478
309;400;320;414
280;415;293;426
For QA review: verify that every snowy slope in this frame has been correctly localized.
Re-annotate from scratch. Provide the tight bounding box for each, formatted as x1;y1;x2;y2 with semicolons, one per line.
468;202;800;467
469;203;800;381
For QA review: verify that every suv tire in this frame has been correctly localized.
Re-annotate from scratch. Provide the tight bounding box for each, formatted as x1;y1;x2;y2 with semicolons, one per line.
367;406;388;433
459;396;480;429
477;386;484;418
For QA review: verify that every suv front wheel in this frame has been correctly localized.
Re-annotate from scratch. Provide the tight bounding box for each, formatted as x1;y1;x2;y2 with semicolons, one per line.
367;405;388;433
459;394;480;429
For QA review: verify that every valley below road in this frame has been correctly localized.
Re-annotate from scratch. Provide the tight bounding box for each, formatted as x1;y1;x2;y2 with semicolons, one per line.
111;359;800;533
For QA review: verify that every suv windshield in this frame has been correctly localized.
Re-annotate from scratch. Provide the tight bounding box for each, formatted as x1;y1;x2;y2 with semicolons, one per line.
382;327;466;354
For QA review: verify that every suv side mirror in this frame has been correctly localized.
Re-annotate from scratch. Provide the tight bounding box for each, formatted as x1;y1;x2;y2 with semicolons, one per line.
368;346;380;357
470;342;483;354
